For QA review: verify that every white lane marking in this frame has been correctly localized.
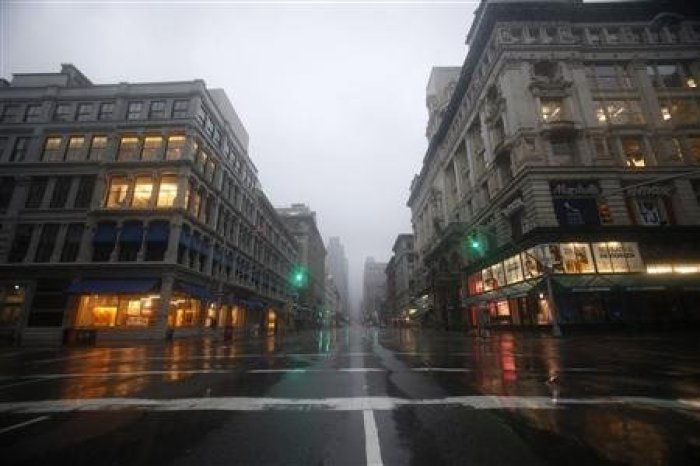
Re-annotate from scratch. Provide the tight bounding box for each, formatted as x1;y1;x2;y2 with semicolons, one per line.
0;415;50;434
363;410;384;466
0;396;698;414
412;368;472;373
3;369;233;381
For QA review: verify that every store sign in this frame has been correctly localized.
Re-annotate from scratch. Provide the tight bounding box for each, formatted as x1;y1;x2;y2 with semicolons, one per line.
592;242;644;273
550;181;601;198
625;184;673;198
504;255;524;284
550;181;601;227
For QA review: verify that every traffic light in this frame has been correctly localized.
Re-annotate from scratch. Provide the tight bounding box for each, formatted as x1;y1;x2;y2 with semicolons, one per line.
289;265;308;289
463;231;484;256
597;198;613;224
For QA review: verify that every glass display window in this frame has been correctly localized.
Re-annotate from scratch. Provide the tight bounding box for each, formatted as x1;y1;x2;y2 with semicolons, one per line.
561;243;595;274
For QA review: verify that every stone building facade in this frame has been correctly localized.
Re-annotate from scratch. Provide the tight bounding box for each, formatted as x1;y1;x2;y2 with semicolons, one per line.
362;257;387;325
326;236;350;320
408;0;700;331
385;234;418;325
0;65;299;344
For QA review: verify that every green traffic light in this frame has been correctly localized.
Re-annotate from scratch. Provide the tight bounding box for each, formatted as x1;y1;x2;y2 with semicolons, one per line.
470;239;480;249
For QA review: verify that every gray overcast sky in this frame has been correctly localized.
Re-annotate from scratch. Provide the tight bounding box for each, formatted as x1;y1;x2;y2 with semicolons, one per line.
0;0;476;311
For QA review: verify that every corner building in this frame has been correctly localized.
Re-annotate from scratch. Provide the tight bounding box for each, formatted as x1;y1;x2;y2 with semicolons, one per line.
408;0;700;331
0;65;299;344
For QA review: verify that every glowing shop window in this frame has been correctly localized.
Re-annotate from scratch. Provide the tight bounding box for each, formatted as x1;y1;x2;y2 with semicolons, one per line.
43;137;63;161
106;177;130;208
132;176;153;207
166;136;186;160
141;136;163;161
540;100;562;122
157;175;178;207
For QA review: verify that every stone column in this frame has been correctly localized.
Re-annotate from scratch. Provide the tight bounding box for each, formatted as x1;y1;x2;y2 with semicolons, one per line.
77;219;96;262
155;274;175;340
50;224;69;262
165;220;182;264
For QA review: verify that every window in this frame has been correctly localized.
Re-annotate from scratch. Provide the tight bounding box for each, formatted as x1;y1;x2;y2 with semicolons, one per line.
596;100;645;125
65;136;85;161
172;100;189;118
76;294;158;327
586;63;632;89
204;116;215;137
0;137;7;160
659;99;700;125
60;223;84;262
196;149;208;171
92;222;117;261
145;221;169;261
98;102;115;120
196;106;207;126
24;104;43;122
105;177;130;208
54;103;74;121
118;221;143;262
10;137;31;162
141;136;163;161
205;159;216;181
42;137;63;161
50;177;72;208
117;136;139;161
132;176;153;207
540;99;563;122
686;137;700;163
622;137;648;168
165;135;186;160
88;136;108;161
157;175;178;207
127;101;143;120
74;176;95;208
25;177;48;208
8;224;34;263
1;105;20;123
0;177;15;209
148;101;166;119
550;138;575;157
77;103;93;121
34;224;59;262
647;62;697;89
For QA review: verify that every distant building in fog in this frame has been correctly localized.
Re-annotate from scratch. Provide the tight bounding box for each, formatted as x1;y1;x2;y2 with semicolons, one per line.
362;257;387;324
326;236;349;319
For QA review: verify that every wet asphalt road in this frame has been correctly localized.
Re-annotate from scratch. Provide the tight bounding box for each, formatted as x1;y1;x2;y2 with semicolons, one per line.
1;326;700;465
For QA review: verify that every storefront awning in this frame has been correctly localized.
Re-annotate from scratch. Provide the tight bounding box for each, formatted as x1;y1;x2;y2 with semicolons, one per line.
174;282;213;301
66;279;159;294
463;280;539;305
93;222;117;243
146;221;170;243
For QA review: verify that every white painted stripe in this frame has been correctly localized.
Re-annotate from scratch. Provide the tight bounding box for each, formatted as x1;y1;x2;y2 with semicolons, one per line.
363;410;383;466
0;416;50;434
412;368;472;373
0;396;698;414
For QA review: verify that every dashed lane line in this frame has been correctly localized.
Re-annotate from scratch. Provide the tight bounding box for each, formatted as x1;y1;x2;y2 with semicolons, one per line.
363;409;384;466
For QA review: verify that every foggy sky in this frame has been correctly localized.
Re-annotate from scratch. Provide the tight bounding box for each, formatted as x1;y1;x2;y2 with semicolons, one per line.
0;0;476;313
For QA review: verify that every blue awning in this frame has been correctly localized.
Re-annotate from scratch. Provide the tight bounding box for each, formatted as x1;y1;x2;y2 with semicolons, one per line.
93;222;117;243
174;281;213;301
147;221;170;243
120;222;143;243
66;279;159;294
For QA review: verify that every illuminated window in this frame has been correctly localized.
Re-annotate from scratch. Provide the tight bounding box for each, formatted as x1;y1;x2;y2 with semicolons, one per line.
105;177;130;208
127;101;143;120
117;136;139;161
165;135;186;160
88;136;108;160
53;103;73;121
42;137;63;161
172;100;189;118
65;136;85;161
540;99;563;122
647;61;697;89
196;149;208;171
98;102;114;120
622;136;648;167
132;176;153;208
76;294;158;327
148;100;166;119
77;103;93;121
141;136;163;161
660;99;700;125
157;175;178;207
168;296;201;328
24;104;42;122
596;100;644;125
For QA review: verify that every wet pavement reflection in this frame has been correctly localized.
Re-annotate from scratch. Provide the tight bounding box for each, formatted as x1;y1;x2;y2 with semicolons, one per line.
0;327;698;465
